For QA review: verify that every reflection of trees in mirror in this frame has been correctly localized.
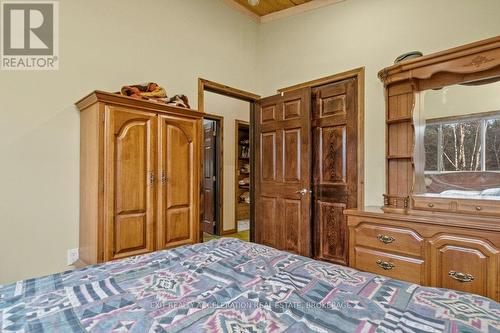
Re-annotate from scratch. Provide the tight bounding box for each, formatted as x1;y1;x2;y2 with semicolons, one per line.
486;119;500;170
442;121;481;171
424;116;500;172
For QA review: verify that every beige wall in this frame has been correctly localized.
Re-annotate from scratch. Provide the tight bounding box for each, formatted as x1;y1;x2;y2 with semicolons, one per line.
204;92;250;232
257;0;500;206
0;0;258;284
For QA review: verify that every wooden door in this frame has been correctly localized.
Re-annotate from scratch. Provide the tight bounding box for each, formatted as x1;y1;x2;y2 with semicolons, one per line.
312;78;358;265
255;89;312;256
429;234;499;300
158;115;199;249
104;107;156;261
202;120;217;234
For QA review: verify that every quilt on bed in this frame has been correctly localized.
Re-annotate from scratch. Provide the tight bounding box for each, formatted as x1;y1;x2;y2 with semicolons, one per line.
0;238;499;333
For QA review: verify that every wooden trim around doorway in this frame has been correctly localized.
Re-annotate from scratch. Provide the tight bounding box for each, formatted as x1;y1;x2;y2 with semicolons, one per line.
198;78;260;241
198;78;260;113
277;67;365;208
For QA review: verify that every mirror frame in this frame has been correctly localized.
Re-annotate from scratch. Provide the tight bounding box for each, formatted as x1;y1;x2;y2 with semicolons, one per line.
379;36;500;216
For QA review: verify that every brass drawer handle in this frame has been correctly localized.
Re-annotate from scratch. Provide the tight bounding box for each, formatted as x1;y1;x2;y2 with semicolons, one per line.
475;206;482;211
377;234;395;244
448;271;474;283
376;260;395;270
427;203;434;208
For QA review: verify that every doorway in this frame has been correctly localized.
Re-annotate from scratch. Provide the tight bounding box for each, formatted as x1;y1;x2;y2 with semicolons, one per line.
235;120;250;240
198;79;260;242
201;116;223;236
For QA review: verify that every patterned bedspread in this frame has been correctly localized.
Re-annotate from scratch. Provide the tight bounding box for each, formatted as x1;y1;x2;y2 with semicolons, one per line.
1;238;499;332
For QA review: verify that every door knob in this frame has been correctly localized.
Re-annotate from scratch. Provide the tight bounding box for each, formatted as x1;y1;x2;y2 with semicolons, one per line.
296;188;309;196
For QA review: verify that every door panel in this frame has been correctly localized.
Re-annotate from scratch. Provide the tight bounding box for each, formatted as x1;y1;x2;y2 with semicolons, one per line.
261;132;277;181
283;129;301;182
255;88;311;256
105;107;156;261
202;120;217;234
158;115;198;248
320;126;346;183
283;198;301;253
260;196;278;247
313;78;358;265
318;202;346;262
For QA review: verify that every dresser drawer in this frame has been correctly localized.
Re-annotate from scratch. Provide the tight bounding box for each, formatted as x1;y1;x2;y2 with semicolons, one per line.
354;247;425;284
456;201;500;216
412;197;452;212
354;223;423;256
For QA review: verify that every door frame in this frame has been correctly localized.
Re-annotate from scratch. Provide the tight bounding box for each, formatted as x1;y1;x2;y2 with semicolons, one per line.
198;78;260;241
202;114;224;235
277;67;365;207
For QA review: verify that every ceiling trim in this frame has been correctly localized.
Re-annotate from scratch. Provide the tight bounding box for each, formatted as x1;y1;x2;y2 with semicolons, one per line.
222;0;260;23
223;0;345;24
261;0;345;23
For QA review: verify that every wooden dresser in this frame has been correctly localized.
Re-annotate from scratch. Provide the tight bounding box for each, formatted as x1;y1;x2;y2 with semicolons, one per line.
76;91;202;265
346;36;500;301
346;207;499;301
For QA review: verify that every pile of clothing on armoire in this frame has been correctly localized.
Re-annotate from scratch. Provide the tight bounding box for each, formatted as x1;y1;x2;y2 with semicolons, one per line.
118;82;190;108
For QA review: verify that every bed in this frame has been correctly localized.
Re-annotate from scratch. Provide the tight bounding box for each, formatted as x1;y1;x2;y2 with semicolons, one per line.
1;238;498;332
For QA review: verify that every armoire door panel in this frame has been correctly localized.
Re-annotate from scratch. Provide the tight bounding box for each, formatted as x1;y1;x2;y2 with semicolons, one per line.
283;128;301;182
114;214;146;254
255;88;312;257
313;78;358;266
105;107;156;261
166;207;190;243
158;115;198;249
115;121;148;213
166;125;191;207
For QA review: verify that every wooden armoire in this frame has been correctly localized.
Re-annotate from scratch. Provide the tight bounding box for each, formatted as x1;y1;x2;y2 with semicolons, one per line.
76;91;201;265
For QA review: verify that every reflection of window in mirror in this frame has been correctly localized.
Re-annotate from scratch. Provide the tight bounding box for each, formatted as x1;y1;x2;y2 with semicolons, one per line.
420;79;500;199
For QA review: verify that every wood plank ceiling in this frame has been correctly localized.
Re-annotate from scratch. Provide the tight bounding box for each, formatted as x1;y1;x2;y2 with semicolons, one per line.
232;0;312;16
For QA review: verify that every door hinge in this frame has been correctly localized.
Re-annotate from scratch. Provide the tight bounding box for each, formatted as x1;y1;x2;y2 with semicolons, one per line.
161;171;167;185
212;176;216;181
212;130;217;137
149;172;155;185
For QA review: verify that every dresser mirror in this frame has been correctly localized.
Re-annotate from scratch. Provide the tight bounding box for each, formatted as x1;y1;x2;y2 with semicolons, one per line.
413;79;500;202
